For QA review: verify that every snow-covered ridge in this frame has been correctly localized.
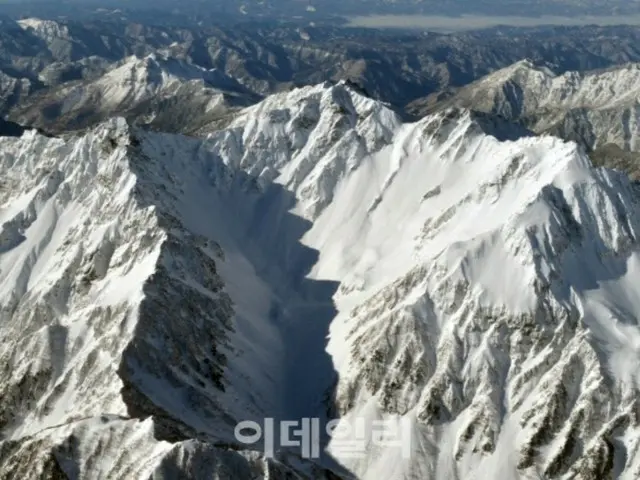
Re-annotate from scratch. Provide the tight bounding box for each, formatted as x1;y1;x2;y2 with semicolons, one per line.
17;18;71;41
317;113;640;480
210;80;403;217
54;52;249;109
10;52;255;134
3;82;640;479
468;60;640;112
212;82;640;479
100;53;247;101
434;60;640;152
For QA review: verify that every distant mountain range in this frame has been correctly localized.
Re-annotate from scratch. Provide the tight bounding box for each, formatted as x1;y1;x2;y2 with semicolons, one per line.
2;17;640;137
415;60;640;179
10;52;257;134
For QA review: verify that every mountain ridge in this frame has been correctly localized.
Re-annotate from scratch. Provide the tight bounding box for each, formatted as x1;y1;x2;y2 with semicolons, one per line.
416;60;640;154
9;53;257;134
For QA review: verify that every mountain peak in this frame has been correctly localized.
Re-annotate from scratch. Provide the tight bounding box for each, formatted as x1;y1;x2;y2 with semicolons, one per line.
17;18;70;40
213;81;402;217
487;58;556;85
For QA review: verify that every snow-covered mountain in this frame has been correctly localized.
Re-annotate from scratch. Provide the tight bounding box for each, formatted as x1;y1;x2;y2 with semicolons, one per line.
3;81;640;479
17;18;73;42
9;53;256;134
419;60;640;154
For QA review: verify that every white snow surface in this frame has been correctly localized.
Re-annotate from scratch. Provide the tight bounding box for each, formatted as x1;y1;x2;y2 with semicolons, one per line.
2;81;640;479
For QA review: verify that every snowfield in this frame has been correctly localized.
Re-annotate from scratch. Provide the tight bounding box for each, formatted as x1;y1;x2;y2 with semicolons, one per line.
1;81;640;479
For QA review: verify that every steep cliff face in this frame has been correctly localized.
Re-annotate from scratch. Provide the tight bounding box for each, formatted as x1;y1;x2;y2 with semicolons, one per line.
2;82;640;479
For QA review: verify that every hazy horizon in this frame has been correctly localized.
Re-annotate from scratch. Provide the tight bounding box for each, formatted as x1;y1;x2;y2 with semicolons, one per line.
347;13;640;31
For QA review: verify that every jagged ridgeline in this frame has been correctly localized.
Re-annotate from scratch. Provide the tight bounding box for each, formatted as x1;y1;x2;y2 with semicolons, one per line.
2;81;640;479
418;61;640;154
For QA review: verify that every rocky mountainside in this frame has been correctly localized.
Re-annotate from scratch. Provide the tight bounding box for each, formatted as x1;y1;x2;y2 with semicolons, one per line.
3;81;640;479
0;71;32;115
417;60;640;154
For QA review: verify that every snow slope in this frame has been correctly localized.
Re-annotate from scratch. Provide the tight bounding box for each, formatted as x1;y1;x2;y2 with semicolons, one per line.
3;81;640;479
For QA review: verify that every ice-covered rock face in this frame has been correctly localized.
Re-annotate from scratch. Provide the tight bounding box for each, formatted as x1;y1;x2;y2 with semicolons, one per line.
2;82;640;479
